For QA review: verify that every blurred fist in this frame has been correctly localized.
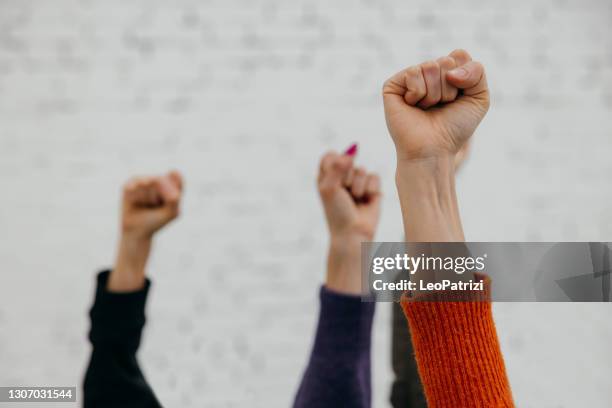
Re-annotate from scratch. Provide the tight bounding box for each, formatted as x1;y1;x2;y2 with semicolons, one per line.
317;146;381;242
121;171;183;240
383;49;489;161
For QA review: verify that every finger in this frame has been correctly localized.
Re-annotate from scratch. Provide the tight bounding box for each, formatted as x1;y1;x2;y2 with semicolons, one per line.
449;49;472;67
123;179;143;211
144;182;162;206
446;61;488;96
319;151;353;180
130;186;148;205
342;143;358;186
363;174;382;215
127;177;154;205
343;167;355;187
168;170;183;192
156;175;181;205
318;151;353;196
418;61;442;109
365;174;381;197
344;143;358;157
123;178;139;201
437;56;458;103
382;65;426;105
382;69;409;98
350;167;368;198
149;202;180;223
400;66;427;105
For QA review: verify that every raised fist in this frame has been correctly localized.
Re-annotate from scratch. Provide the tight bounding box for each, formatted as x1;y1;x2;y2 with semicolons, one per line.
383;49;489;161
121;171;183;239
317;145;381;243
109;171;183;292
318;145;381;294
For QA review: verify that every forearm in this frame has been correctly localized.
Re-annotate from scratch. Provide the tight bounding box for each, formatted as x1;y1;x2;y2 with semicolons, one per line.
325;237;366;295
395;155;464;242
108;235;152;292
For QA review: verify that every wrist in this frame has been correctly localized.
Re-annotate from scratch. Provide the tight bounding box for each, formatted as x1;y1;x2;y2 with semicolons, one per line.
329;233;370;254
395;155;464;242
396;155;456;210
108;234;152;292
325;235;366;295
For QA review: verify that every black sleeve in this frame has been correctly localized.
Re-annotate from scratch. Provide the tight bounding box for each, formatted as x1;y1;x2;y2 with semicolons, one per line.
83;270;162;408
389;301;426;408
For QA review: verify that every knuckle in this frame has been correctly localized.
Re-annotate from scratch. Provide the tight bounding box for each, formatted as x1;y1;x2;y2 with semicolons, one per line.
318;183;335;197
482;93;491;110
122;181;138;195
382;77;397;94
354;166;366;176
419;94;434;104
322;150;335;159
451;48;471;59
320;151;336;164
319;152;335;171
437;56;455;68
414;87;426;99
406;65;418;75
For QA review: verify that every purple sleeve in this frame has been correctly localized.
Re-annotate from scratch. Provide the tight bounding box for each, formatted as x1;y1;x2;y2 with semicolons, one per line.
293;286;375;408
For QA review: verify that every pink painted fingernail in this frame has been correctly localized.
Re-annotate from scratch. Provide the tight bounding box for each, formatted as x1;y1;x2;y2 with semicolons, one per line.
344;143;358;156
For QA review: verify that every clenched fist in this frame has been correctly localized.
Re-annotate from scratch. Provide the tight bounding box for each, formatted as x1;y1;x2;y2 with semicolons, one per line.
121;171;183;239
318;145;381;294
108;171;183;292
318;146;381;242
383;49;489;161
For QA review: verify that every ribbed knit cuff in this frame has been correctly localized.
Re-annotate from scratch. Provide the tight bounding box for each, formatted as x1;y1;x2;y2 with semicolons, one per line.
88;270;151;352
400;275;514;408
311;286;375;358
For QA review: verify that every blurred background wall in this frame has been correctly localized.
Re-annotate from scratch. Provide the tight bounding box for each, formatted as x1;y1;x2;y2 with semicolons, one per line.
0;0;611;406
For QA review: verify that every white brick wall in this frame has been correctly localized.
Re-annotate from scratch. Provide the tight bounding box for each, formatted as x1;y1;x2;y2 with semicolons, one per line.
0;0;611;406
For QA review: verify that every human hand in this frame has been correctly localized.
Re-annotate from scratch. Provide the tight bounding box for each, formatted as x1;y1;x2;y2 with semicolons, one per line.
108;171;183;292
120;171;183;239
317;145;381;294
383;49;489;162
318;144;381;243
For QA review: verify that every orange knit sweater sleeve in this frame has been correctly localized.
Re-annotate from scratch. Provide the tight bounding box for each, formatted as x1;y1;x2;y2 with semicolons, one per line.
400;275;514;408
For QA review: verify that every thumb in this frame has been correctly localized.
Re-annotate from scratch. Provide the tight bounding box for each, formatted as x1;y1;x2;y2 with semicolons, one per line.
446;61;488;97
318;152;353;199
153;175;181;223
156;175;181;205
